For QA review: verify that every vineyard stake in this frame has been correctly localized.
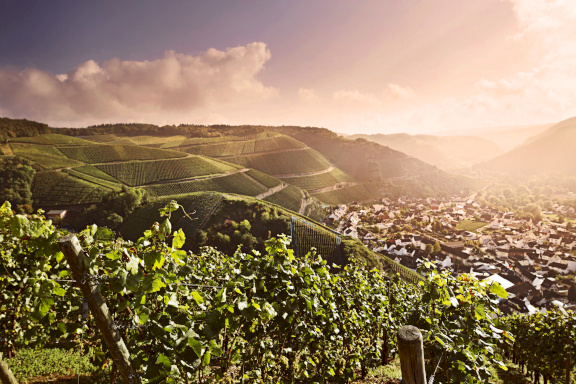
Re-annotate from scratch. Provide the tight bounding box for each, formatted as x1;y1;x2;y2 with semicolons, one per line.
59;234;140;384
398;325;426;384
567;322;572;384
0;358;18;384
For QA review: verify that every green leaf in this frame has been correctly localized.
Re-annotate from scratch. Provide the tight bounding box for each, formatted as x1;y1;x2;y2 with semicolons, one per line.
188;338;202;358
191;291;204;305
126;257;139;275
172;229;186;249
202;351;211;366
475;305;486;320
53;284;66;297
156;353;171;368
489;283;508;299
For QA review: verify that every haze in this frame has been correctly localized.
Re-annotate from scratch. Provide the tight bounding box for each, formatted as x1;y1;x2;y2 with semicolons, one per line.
1;0;575;134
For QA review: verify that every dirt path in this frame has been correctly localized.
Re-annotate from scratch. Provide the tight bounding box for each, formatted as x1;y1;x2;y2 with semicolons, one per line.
308;181;360;194
273;165;334;179
298;190;314;215
255;183;288;200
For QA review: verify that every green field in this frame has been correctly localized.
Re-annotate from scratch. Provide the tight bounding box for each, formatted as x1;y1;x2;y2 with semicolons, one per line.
245;169;283;188
58;145;187;163
10;143;83;170
94;156;237;186
312;183;382;205
264;185;303;212
145;171;268;197
80;134;119;142
455;220;488;232
63;169;122;190
224;148;330;176
175;134;304;157
32;171;113;206
281;168;355;191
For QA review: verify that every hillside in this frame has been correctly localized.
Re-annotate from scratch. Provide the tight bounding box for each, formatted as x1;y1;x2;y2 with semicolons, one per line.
435;123;554;151
119;191;383;269
347;133;503;170
475;116;576;176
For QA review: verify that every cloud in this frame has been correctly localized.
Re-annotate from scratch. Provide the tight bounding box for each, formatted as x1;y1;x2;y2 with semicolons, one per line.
298;88;319;102
333;89;381;105
387;83;416;100
0;42;277;124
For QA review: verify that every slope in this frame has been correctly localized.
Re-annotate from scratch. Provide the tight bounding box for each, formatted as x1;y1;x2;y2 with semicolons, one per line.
347;133;503;170
475;116;576;176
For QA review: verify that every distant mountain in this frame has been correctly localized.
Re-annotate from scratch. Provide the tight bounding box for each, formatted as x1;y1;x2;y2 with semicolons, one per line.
346;133;503;170
435;123;555;151
475;117;576;176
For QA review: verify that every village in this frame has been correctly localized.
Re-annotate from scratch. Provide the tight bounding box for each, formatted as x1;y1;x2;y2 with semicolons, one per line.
324;195;576;315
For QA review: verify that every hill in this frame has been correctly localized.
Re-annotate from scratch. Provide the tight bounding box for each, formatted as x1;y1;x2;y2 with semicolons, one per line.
435;123;555;151
346;133;503;170
118;191;383;269
475;116;576;176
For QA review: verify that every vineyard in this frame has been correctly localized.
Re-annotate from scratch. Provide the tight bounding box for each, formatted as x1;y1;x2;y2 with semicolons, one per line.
72;165;123;183
280;168;356;191
312;183;382;205
263;185;303;212
1;200;540;384
8;134;94;146
63;169;122;191
118;193;222;245
58;145;187;164
245;169;283;188
31;171;113;206
144;172;268;198
224;148;330;176
94;157;236;186
10;143;84;170
290;215;345;266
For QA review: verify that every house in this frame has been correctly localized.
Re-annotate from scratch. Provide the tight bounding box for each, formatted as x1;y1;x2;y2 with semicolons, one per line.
549;234;563;246
46;210;67;219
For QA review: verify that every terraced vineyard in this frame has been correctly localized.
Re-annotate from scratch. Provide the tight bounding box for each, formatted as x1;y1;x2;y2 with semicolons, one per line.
58;144;187;163
63;169;122;190
311;183;382;204
32;171;113;206
280;168;355;191
245;169;283;188
72;165;122;183
264;185;303;212
8;133;94;146
224;148;330;176
95;156;237;186
81;134;119;142
176;134;305;158
0;144;13;155
145;172;268;198
118;192;223;246
10;143;83;170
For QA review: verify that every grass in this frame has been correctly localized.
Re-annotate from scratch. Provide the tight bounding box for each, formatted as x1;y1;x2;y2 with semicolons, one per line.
10;143;84;170
281;168;355;191
455;219;488;232
5;347;111;384
94;156;236;186
58;145;187;164
544;213;576;224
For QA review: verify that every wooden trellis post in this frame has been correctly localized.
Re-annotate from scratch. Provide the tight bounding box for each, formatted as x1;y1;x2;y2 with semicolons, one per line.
398;325;426;384
59;234;140;384
0;358;18;384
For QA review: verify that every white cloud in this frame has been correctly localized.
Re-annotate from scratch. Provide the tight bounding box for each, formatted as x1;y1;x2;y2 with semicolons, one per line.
333;89;381;105
0;42;277;124
387;83;416;100
298;88;319;102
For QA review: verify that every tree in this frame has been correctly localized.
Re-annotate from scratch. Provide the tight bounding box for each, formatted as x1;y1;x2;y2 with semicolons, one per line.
0;156;36;212
425;244;434;255
433;241;441;255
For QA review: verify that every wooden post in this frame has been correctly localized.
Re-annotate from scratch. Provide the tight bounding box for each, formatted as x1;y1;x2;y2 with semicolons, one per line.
567;322;572;384
0;358;18;384
59;234;140;384
398;325;426;384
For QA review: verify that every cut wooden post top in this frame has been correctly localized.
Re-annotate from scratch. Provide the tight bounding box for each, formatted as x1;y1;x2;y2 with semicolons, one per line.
398;325;422;343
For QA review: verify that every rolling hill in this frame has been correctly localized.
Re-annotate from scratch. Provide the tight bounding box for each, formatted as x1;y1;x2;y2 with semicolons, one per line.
347;133;503;170
475;116;576;176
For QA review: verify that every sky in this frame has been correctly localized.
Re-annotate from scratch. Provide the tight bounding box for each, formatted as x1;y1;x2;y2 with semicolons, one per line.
0;0;575;134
